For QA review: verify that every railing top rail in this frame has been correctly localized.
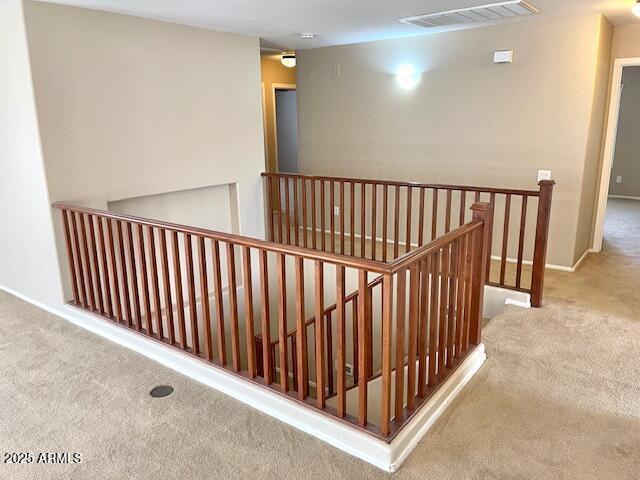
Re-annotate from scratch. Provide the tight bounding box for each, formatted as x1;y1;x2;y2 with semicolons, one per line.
262;171;542;197
52;201;391;273
388;220;483;272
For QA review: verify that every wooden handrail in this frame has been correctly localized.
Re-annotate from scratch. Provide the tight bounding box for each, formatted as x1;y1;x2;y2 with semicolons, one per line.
261;172;541;197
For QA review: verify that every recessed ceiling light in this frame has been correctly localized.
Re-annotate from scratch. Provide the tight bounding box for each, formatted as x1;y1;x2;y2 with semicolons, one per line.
301;33;315;39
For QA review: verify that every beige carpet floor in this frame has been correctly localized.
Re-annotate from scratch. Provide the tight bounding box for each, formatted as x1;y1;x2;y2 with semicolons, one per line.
1;198;639;479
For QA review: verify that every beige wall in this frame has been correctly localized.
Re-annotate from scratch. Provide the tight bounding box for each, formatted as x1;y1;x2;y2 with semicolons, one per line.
297;14;613;267
23;1;266;301
609;66;640;197
612;24;640;59
261;55;297;173
0;0;64;305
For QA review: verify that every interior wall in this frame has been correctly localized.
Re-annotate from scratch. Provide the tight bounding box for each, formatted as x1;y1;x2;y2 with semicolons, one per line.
609;66;640;198
260;55;297;172
23;1;266;300
612;23;640;59
297;14;613;268
0;0;64;305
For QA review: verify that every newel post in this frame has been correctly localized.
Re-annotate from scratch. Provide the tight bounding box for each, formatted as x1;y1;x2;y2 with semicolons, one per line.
469;202;493;346
531;180;555;308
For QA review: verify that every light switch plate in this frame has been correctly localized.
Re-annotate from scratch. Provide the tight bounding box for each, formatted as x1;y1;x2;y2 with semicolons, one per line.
334;206;340;215
616;176;623;184
537;170;551;182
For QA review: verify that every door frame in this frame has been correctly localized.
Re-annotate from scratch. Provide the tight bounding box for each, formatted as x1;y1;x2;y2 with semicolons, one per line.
593;57;640;252
271;83;297;173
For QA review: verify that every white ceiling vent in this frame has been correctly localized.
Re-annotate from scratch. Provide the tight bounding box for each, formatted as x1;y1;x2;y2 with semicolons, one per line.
399;1;539;29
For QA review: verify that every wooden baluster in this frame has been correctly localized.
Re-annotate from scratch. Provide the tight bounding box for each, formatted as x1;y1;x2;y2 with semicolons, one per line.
531;181;554;307
199;237;213;361
87;215;104;315
211;239;226;364
357;270;368;427
78;213;96;311
405;186;412;253
417;257;429;397
428;250;440;386
311;179;317;250
314;261;325;408
302;179;308;248
371;183;377;260
459;190;467;227
463;233;474;353
277;253;288;392
291;336;298;392
418;188;425;247
350;181;356;256
382;184;388;262
126;222;141;330
62;210;80;305
455;236;467;359
227;243;240;371
380;273;393;436
320;180;326;252
340;181;345;254
395;268;407;422
445;190;452;233
352;297;359;384
70;212;87;308
500;194;512;285
285;177;292;245
393;186;400;259
330;181;335;253
259;250;272;384
360;183;366;258
336;265;346;416
267;175;275;242
147;227;163;339
243;246;256;376
485;192;496;282
276;178;283;243
106;218;123;322
293;178;300;247
406;264;419;411
137;224;152;333
438;245;450;377
159;229;174;344
475;191;481;203
326;311;334;396
184;234;199;350
116;221;132;325
172;231;186;347
516;195;528;289
447;241;458;367
431;189;439;241
295;257;308;399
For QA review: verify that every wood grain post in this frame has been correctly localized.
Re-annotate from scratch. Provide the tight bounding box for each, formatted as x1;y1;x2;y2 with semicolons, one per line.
531;180;555;307
469;202;493;346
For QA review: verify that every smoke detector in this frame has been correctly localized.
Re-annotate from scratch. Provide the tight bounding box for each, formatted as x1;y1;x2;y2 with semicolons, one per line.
399;1;539;29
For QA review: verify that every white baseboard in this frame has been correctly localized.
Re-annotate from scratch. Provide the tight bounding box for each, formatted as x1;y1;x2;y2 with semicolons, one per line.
608;195;640;201
0;283;486;472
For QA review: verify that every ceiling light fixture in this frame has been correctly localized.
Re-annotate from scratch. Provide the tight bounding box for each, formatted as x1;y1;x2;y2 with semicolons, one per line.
281;51;296;68
633;0;640;17
301;33;315;39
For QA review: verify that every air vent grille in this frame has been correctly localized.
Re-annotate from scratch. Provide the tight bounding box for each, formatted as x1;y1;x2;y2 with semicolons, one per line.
399;1;539;29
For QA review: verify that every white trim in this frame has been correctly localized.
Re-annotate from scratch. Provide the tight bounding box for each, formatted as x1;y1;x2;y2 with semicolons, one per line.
608;194;640;201
0;283;485;472
571;248;593;272
593;57;640;253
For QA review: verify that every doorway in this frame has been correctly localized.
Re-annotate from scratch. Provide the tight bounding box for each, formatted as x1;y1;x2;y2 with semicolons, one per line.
273;85;298;173
594;58;640;255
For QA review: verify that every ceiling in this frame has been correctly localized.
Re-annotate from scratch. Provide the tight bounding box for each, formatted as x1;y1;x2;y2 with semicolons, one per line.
39;0;640;50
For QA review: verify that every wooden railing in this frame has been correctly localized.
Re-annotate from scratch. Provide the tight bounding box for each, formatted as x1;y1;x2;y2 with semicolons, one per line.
262;172;554;307
53;198;492;441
